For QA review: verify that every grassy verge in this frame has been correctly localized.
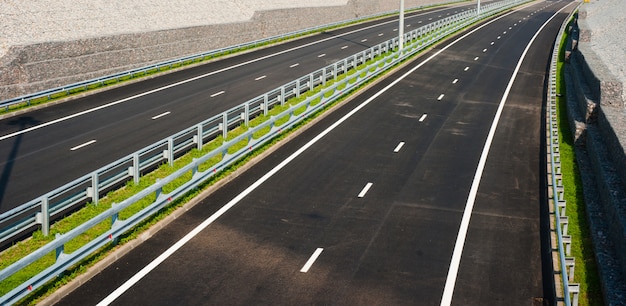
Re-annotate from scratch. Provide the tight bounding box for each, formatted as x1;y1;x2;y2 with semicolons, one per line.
554;18;603;306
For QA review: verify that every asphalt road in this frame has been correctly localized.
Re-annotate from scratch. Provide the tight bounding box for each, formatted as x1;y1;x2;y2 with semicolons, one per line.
0;3;488;213
54;0;576;305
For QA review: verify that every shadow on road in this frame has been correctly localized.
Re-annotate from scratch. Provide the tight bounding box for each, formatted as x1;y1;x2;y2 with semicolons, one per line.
0;116;41;211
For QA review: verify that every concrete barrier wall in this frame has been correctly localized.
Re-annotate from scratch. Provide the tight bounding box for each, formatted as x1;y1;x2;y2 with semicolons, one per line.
0;0;455;100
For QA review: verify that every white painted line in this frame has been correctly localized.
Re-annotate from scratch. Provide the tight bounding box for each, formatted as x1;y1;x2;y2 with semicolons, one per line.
393;28;398;31
503;31;507;34
482;48;487;53
318;53;326;58
474;57;479;61
509;27;512;29
464;66;470;71
419;114;427;122
394;142;405;153
5;15;442;143
210;91;225;97
514;23;517;26
440;4;571;305
437;94;445;101
358;183;373;198
429;17;433;20
300;248;324;273
341;46;349;49
70;140;96;151
497;36;501;39
490;41;494;45
151;111;171;120
418;20;423;23
96;11;521;305
290;63;300;68
361;39;368;42
254;75;267;81
452;79;458;84
378;33;384;36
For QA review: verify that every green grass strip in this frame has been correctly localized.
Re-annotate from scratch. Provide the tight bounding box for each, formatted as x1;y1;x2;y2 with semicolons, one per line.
554;17;603;306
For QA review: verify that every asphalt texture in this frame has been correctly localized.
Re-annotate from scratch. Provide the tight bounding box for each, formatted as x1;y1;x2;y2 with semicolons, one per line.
53;0;576;305
0;3;482;212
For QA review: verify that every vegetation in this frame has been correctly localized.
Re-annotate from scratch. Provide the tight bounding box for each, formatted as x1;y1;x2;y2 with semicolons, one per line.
554;16;603;306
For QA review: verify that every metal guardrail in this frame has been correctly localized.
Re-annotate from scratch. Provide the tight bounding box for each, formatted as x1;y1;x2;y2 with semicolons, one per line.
546;4;581;306
0;1;502;247
0;1;526;304
0;2;465;111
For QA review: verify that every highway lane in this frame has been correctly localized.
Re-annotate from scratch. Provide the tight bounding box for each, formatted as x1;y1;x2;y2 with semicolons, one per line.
55;1;576;305
0;3;483;212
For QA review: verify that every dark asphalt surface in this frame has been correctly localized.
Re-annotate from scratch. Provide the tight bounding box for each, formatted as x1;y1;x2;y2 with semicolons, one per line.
54;0;576;305
0;3;485;212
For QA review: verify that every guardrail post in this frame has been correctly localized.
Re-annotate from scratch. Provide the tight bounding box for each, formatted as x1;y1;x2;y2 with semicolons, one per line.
167;137;174;166
55;233;64;260
569;283;580;306
196;124;203;150
90;173;99;206
559;216;569;236
263;94;269;116
280;87;285;106
309;74;314;92
222;113;228;139
39;196;50;236
296;79;301;98
132;153;140;184
562;235;572;256
565;257;575;282
244;102;250;126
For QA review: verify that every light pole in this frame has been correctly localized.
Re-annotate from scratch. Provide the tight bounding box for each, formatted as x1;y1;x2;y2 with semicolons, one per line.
399;0;405;52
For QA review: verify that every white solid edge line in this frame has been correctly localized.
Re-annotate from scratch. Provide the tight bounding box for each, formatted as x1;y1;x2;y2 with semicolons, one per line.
358;183;373;198
300;248;324;273
97;9;518;305
419;114;427;122
2;8;450;142
439;4;571;306
70;140;96;151
394;142;405;153
151;111;171;120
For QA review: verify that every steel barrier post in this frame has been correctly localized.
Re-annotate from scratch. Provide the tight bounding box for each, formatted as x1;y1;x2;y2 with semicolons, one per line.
167;138;174;166
91;173;99;206
132;153;140;184
196;124;203;150
40;196;50;236
222;113;228;139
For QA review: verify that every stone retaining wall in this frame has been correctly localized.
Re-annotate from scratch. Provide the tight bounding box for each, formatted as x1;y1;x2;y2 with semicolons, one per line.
0;0;452;101
564;10;626;304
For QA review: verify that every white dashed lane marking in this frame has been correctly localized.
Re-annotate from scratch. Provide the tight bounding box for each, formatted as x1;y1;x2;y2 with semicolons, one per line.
70;140;96;151
290;63;300;68
254;75;267;81
419;114;427;122
358;183;373;198
210;91;225;97
394;142;405;153
151;112;171;120
300;248;324;273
